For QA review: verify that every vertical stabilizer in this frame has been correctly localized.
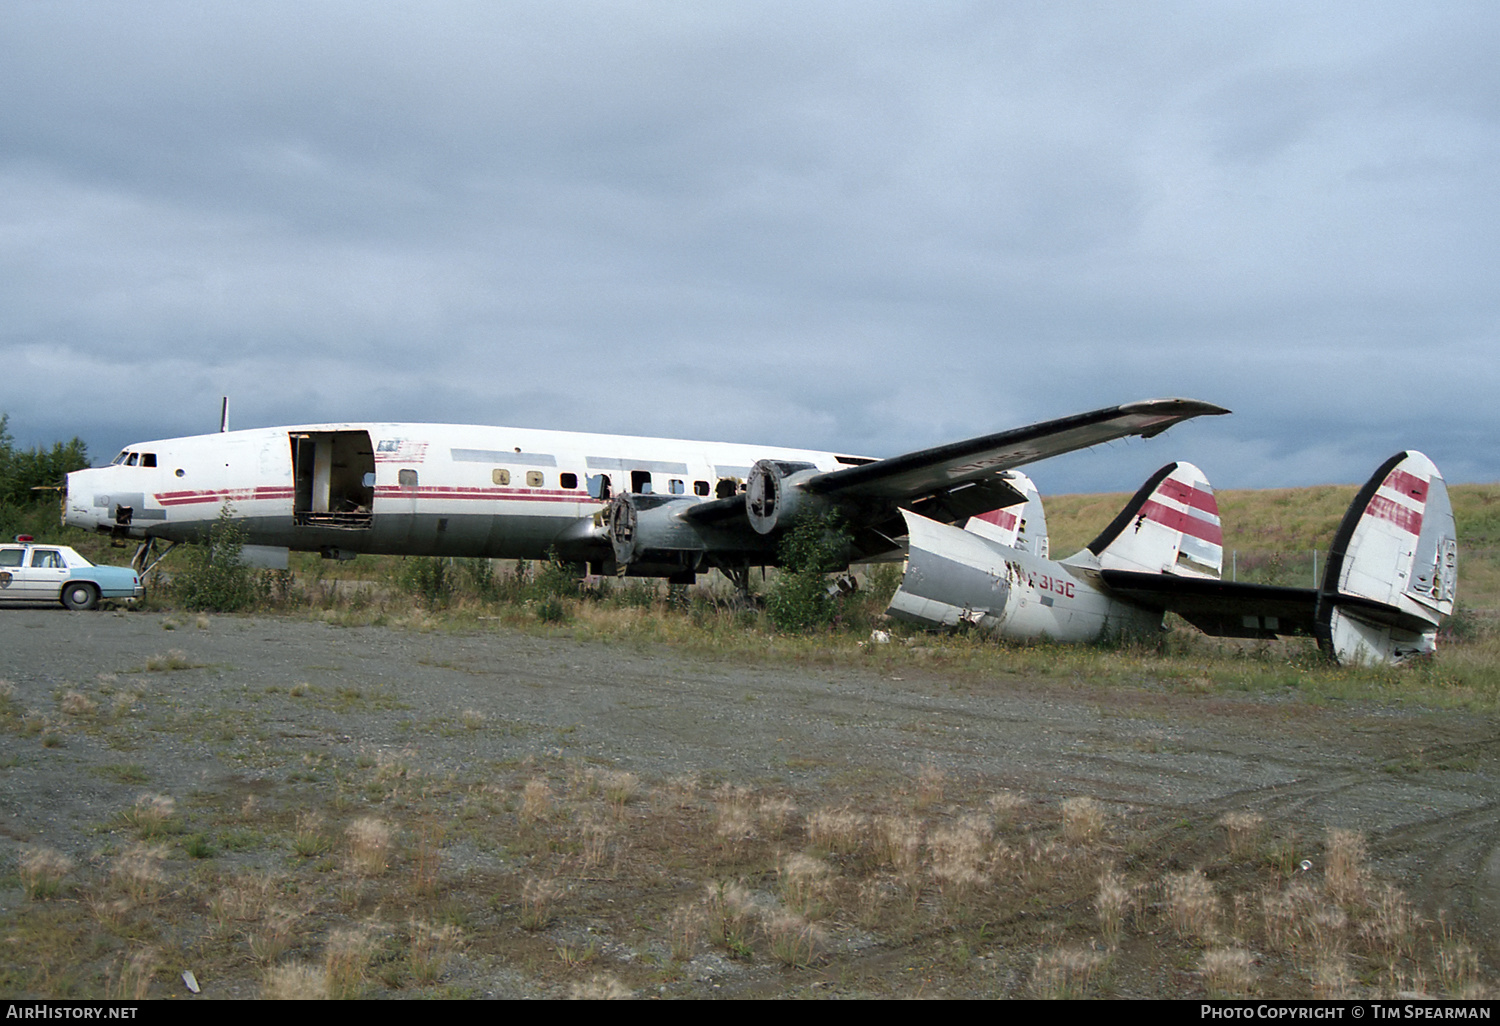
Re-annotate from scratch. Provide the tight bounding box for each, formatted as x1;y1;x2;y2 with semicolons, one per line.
1317;451;1456;665
965;471;1048;557
1077;462;1222;578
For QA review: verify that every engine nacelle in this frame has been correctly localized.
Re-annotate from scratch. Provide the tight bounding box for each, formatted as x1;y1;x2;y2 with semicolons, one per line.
605;493;708;568
744;460;824;535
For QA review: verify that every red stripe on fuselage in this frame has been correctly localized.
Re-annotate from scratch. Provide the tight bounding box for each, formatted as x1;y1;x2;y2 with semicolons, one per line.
155;487;295;506
1140;499;1223;545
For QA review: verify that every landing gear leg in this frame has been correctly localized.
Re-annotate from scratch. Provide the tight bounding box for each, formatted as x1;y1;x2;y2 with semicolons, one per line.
131;538;178;581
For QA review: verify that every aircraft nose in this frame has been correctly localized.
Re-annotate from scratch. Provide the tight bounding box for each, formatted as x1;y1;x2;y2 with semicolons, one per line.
63;471;97;531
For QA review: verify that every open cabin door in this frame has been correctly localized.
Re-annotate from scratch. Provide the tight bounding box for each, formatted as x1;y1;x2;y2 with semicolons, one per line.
291;431;375;529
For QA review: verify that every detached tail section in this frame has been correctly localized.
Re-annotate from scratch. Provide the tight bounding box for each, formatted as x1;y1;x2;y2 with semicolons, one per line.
1074;462;1223;578
1315;451;1456;665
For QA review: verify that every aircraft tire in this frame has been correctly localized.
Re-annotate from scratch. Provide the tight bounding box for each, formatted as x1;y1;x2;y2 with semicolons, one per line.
61;582;99;611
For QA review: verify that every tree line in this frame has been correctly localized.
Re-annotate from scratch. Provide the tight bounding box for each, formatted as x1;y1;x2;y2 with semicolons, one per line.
0;414;90;509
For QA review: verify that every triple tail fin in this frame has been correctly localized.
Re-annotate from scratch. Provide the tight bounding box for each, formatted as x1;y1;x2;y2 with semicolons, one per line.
1316;451;1457;665
1074;462;1222;578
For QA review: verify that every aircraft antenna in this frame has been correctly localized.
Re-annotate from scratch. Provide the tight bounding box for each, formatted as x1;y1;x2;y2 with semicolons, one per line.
219;397;229;433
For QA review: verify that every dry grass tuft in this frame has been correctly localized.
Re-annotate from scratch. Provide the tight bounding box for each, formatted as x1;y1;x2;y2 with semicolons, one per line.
261;962;328;999
764;909;824;967
807;807;866;854
1219;811;1264;856
704;880;756;955
144;649;193;672
667;902;704;961
1201;947;1257;997
713;785;757;843
1361;882;1420;958
914;763;946;809
409;920;464;984
1096;868;1133;945
60;689;97;716
520;778;552;825
122;793;177;838
292;812;331;857
105;947;158;1000
346;817;393;876
1164;869;1220;941
599;770;640;816
757;796;797;836
111;843;168;903
20;847;73;900
874;814;923;872
987;790;1026;825
324;927;373;999
1062;796;1106;844
521;875;562;931
929;817;991;898
249;905;303;965
777;852;833;919
1324;828;1368;905
1031;945;1108;999
568;973;632;999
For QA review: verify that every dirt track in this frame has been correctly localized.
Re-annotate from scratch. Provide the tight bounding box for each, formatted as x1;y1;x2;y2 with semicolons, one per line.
2;608;1498;995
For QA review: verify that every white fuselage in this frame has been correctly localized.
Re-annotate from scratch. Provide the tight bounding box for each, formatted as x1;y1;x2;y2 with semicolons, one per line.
64;422;868;564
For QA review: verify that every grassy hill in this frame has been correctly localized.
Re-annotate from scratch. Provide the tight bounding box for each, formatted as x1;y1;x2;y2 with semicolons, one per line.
1046;482;1500;612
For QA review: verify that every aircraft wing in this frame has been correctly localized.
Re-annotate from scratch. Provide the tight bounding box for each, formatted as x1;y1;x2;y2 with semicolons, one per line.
1098;570;1320;639
608;397;1227;574
803;398;1229;502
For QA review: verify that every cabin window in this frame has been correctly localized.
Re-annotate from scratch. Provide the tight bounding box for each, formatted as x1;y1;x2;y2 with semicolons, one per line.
694;480;710;496
398;469;419;487
587;474;612;499
715;478;738;499
631;470;652;494
526;470;544;487
669;479;685;495
493;469;510;486
141;454;156;467
560;472;578;490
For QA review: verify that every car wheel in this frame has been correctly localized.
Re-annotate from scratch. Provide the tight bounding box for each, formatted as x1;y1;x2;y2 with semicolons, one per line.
61;582;99;611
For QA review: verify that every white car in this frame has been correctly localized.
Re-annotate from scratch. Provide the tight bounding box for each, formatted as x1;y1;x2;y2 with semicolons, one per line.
0;540;145;610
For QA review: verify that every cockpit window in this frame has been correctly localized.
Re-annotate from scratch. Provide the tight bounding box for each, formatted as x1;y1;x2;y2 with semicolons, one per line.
112;451;128;465
126;453;139;466
141;453;156;467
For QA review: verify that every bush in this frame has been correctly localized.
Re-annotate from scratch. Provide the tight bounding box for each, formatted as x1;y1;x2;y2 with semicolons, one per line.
393;557;454;608
765;509;851;633
171;506;255;612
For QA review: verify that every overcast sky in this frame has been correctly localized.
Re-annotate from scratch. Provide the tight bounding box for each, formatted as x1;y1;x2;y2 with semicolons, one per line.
3;1;1496;494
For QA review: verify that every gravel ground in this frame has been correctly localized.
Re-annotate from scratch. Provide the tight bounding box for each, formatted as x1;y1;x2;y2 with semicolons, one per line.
2;608;1497;997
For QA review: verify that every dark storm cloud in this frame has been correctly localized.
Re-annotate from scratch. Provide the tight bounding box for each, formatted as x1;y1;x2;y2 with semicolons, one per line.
1;1;1496;495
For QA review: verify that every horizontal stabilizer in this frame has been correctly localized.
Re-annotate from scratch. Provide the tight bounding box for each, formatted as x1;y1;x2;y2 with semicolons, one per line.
1098;571;1318;639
